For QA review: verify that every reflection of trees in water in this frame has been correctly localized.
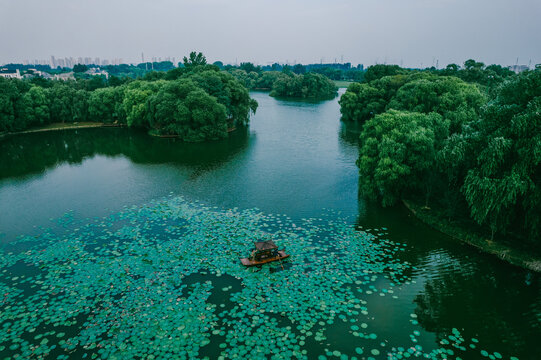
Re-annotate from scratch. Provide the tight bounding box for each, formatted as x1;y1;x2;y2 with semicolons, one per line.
338;120;362;146
0;127;250;181
413;254;541;356
355;201;541;356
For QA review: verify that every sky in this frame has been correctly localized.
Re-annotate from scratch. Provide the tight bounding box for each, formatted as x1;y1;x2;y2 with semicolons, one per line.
1;0;540;68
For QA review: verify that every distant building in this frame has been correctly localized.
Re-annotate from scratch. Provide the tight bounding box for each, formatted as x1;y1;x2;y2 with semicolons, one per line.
0;68;22;79
22;68;53;79
85;67;109;79
509;65;529;73
53;72;75;81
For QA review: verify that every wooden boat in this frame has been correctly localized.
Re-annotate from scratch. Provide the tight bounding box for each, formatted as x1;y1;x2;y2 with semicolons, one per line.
240;240;290;267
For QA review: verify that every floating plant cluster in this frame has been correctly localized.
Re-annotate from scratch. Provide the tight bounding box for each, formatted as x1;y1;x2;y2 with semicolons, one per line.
0;197;517;359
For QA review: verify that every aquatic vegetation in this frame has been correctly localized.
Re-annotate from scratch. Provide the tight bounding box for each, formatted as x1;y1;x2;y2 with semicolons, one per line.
0;197;517;359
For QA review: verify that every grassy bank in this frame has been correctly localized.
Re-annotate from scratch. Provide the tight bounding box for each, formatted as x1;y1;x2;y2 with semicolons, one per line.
334;80;354;88
0;122;124;139
403;199;541;272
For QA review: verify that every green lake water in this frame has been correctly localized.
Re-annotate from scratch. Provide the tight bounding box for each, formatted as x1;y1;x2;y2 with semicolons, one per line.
0;91;539;359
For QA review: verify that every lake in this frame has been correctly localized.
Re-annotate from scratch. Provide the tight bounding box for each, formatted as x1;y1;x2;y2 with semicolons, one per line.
0;91;539;359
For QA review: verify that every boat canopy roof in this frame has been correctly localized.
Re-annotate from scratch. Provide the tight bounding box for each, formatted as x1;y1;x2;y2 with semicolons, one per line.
254;240;278;251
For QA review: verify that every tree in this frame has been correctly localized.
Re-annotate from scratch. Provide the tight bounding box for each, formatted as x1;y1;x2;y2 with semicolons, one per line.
388;75;485;133
292;64;306;75
0;77;22;131
84;76;107;91
357;110;449;206
239;62;262;74
339;74;408;123
146;79;228;141
227;69;258;89
464;59;484;70
461;69;541;240
255;71;281;89
189;70;257;126
270;72;337;99
123;80;161;128
0;58;259;143
21;86;50;126
72;89;90;122
183;51;207;68
363;64;404;83
49;83;76;123
271;63;282;71
440;64;459;76
339;83;385;123
73;64;88;73
88;86;126;124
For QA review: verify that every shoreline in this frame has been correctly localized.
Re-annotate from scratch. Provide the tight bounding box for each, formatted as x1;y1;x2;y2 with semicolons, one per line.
0;122;117;139
2;122;241;141
402;199;541;272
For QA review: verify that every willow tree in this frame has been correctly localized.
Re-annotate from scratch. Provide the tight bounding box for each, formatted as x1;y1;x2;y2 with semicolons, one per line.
146;79;228;141
462;69;541;240
357;110;449;206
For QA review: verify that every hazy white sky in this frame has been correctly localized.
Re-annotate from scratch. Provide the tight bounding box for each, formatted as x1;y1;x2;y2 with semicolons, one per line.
1;0;540;67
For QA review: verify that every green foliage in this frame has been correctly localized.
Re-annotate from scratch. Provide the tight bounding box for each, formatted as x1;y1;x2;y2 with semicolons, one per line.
461;70;541;239
270;72;337;99
292;64;306;74
0;53;257;142
339;83;385;122
123;81;160;128
0;77;30;131
357;110;449;206
435;59;515;91
352;64;540;243
73;64;88;73
254;71;281;89
88;86;126;124
49;84;76;123
21;86;50;127
239;62;262;74
363;64;405;83
227;67;342;99
388;75;485;133
310;67;343;80
227;69;259;90
340;73;485;132
147;79;228;141
339;74;408;123
342;59;515;126
183;51;207;68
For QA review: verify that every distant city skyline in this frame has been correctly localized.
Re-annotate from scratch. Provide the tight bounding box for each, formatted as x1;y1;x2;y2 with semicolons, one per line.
4;53;537;70
1;0;540;69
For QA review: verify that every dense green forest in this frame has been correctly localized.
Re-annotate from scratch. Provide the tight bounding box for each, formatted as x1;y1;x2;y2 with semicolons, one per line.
225;68;338;99
269;72;337;99
0;53;258;142
340;61;540;244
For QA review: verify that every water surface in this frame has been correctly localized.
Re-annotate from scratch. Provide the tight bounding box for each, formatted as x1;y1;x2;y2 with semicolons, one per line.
0;92;539;359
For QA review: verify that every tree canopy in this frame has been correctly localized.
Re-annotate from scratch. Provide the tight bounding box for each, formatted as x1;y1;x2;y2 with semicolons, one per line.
270;72;337;99
357;110;448;206
345;64;541;244
461;70;541;239
183;52;207;68
0;53;258;142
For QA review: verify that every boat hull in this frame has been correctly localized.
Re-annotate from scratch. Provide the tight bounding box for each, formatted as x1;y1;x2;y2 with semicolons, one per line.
240;251;290;267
